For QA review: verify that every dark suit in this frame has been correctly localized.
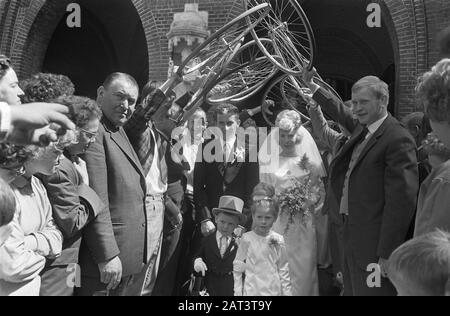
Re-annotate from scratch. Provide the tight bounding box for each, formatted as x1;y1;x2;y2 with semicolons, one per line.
313;89;419;296
39;156;119;296
193;138;259;229
78;115;148;295
194;233;238;296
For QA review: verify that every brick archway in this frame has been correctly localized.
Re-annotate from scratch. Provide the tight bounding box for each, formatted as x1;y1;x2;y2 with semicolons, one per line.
4;0;160;81
378;0;428;116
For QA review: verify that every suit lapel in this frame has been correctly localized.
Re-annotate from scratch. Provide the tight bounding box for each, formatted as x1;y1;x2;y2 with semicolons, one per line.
352;115;390;170
223;237;237;259
209;233;222;259
109;126;145;180
335;126;367;161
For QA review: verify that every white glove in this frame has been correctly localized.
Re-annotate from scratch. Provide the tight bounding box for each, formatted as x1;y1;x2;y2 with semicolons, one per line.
194;258;208;276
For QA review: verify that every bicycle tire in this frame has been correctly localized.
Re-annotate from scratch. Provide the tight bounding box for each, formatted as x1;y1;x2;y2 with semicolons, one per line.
245;0;316;76
177;3;271;77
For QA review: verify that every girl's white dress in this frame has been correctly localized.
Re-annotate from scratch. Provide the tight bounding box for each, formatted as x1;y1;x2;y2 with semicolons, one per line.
261;156;321;296
233;230;291;296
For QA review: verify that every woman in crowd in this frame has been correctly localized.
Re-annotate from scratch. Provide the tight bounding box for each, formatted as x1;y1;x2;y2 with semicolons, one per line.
413;133;450;237
0;143;63;296
415;58;450;237
37;95;118;296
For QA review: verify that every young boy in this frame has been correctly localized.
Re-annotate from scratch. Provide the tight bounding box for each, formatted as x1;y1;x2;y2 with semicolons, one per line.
193;196;246;296
388;229;450;296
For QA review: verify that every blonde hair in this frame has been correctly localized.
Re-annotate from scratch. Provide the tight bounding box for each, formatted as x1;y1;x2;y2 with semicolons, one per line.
416;59;450;124
352;76;389;101
275;110;302;133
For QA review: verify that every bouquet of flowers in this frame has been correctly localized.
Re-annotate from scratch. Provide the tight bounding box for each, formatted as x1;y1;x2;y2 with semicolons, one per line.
276;155;322;233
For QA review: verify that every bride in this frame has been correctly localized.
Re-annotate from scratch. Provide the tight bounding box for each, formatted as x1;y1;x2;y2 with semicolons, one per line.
259;110;326;296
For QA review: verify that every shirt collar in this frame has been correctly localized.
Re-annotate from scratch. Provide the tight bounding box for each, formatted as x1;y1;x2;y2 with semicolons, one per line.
11;175;33;194
367;114;388;135
220;136;236;149
216;231;230;241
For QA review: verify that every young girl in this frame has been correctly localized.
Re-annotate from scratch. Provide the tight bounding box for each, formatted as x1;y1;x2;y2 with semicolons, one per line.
233;183;291;296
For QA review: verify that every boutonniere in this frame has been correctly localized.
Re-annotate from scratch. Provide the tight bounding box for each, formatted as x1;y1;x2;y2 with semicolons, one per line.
232;146;246;164
268;235;281;249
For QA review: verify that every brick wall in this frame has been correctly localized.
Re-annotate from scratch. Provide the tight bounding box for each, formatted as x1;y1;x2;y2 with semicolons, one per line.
424;0;450;66
1;0;449;116
0;0;245;82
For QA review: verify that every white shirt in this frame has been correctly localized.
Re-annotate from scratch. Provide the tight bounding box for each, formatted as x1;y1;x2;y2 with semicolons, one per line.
219;136;236;163
183;139;201;194
145;129;167;195
366;114;388;139
216;231;231;250
0;102;11;142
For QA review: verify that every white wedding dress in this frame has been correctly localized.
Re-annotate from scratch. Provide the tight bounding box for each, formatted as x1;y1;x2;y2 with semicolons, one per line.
259;126;325;296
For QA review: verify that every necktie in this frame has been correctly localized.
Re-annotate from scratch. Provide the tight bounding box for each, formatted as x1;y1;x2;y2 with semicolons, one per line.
224;142;230;163
339;126;370;215
220;236;228;258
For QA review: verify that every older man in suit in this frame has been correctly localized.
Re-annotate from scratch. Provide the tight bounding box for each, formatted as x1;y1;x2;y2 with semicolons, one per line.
79;73;148;296
303;72;419;296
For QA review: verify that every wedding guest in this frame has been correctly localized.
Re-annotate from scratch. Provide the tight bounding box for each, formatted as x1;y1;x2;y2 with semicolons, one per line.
388;229;450;296
413;133;450;237
79;73;144;296
0;55;75;146
234;188;291;296
20;72;75;103
0;178;15;247
307;103;345;295
0;143;63;296
172;108;208;295
303;70;419;296
402;112;432;184
38;95;119;296
415;59;450;238
193;196;244;296
416;58;450;149
123;76;180;296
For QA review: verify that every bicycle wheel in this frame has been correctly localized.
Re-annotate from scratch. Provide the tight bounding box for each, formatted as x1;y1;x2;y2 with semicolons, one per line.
177;3;271;77
245;0;316;75
261;74;310;126
176;40;244;124
206;38;278;104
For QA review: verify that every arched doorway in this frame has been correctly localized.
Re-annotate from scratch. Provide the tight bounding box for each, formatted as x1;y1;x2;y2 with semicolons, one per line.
23;0;149;98
301;0;396;105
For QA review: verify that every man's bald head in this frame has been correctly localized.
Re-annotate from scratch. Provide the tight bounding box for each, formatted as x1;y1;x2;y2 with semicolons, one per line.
102;72;139;91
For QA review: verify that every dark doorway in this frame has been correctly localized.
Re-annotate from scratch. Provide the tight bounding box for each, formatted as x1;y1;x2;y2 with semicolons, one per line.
301;0;396;105
42;0;148;98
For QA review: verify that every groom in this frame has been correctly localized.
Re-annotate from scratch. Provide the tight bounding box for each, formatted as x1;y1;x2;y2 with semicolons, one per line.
194;103;259;236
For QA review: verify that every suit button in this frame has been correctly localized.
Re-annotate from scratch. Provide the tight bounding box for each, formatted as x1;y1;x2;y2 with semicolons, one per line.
142;223;146;228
